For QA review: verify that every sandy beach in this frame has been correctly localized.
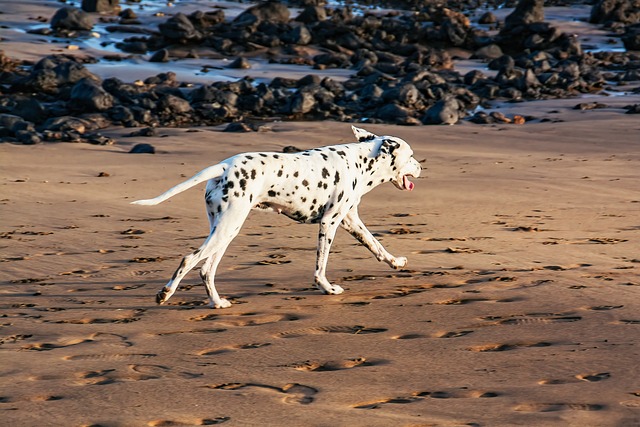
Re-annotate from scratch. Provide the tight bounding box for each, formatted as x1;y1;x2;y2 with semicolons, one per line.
2;0;640;426
2;113;639;426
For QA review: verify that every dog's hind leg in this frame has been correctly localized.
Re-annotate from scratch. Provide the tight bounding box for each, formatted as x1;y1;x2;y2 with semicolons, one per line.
340;207;407;269
199;242;233;309
156;204;250;307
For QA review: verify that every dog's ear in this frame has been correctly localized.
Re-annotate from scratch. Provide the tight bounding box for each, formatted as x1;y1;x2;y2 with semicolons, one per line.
377;138;401;156
352;126;377;142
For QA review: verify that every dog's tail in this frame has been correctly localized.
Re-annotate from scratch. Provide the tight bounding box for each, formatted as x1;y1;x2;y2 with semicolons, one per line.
131;163;227;206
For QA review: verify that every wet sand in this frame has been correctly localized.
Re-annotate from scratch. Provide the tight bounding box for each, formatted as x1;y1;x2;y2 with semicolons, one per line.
2;1;640;426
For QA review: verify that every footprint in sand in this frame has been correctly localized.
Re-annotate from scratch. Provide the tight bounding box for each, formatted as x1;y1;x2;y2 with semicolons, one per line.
64;353;157;362
618;319;640;325
369;285;430;300
539;372;611;385
157;328;227;336
434;330;474;339
197;342;272;356
289;357;378;372
353;388;499;409
21;338;92;352
0;395;64;403
469;342;553;352
90;332;133;347
277;325;387;338
392;333;426;339
480;313;582;326
205;383;317;405
514;403;604;412
147;417;230;426
576;372;611;382
586;305;623;311
189;312;299;326
112;284;146;291
74;364;202;385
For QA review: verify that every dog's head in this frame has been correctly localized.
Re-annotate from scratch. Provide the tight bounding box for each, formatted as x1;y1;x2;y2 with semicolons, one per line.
352;126;422;191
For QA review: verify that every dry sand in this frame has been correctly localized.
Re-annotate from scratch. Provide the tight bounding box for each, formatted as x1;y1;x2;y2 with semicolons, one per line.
2;110;640;426
2;1;640;426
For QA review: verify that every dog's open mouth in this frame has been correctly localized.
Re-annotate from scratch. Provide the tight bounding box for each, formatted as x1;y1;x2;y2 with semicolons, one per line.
402;175;415;191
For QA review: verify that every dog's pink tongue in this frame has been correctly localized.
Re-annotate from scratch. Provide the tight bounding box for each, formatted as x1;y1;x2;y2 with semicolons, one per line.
403;175;414;191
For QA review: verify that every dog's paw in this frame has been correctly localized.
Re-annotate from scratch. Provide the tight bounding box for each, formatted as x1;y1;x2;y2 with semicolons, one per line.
156;287;171;304
212;298;232;309
325;284;344;295
391;257;408;269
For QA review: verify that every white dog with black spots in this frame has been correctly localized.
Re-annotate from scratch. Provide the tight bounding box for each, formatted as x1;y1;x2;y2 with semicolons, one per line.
132;126;422;308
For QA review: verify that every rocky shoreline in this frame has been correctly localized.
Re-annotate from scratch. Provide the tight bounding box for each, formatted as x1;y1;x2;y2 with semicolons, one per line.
1;0;639;144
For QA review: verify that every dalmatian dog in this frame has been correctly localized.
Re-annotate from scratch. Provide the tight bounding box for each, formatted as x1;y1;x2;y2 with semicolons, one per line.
132;126;421;308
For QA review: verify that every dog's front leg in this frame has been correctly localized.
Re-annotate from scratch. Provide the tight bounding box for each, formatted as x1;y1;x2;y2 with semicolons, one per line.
314;219;344;295
341;208;407;269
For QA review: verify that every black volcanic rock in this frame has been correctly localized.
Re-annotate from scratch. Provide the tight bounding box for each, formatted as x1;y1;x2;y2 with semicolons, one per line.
503;0;545;31
82;0;119;13
70;78;115;112
159;13;202;42
50;7;94;31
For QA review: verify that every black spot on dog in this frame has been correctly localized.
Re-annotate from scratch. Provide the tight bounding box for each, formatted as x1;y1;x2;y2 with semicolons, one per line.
322;168;330;178
234;171;240;179
284;211;308;223
352;179;358;189
246;155;254;160
301;197;307;203
337;151;346;157
317;181;324;188
227;181;235;189
358;134;376;142
251;169;257;179
234;191;240;198
294;171;299;178
259;153;267;157
268;190;276;197
240;179;247;191
273;154;280;159
367;181;373;187
302;179;309;187
334;172;340;185
278;170;283;177
337;191;344;202
329;147;336;151
321;153;328;161
249;194;253;203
